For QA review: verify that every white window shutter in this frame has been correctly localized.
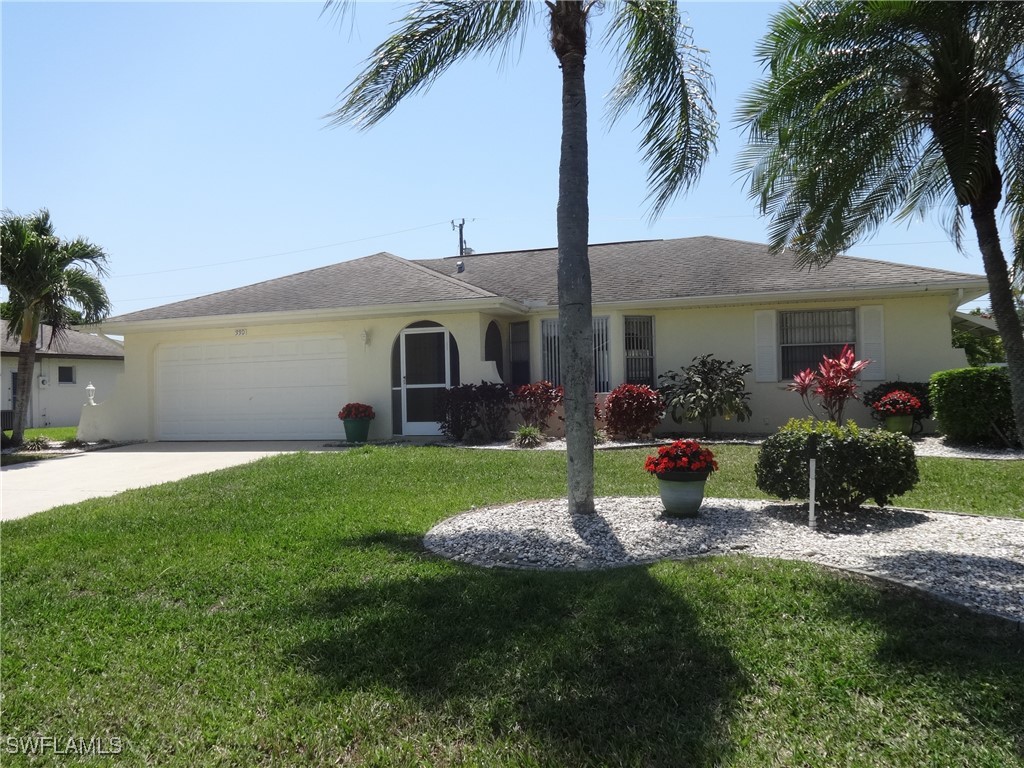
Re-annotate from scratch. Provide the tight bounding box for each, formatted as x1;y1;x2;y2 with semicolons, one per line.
754;310;778;382
858;305;885;380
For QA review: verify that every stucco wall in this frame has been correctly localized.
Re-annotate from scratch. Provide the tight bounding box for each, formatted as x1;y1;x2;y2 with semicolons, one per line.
1;355;123;429
87;293;968;441
518;294;966;435
80;311;503;441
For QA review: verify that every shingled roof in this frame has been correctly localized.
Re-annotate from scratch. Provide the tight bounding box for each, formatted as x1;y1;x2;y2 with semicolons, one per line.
417;236;987;305
103;236;987;325
106;251;498;324
1;321;124;360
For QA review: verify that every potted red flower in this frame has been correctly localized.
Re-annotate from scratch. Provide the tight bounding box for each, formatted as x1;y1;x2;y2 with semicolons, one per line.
644;439;718;516
871;390;921;435
338;402;375;443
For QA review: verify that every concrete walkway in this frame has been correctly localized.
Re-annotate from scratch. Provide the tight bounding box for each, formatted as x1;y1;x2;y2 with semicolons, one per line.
1;441;339;521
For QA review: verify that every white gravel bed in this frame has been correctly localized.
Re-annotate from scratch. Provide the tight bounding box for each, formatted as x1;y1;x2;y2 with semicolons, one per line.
458;435;1023;460
424;497;1024;623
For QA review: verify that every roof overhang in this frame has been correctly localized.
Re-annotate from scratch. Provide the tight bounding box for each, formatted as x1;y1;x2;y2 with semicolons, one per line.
952;310;1000;338
86;296;530;335
587;278;990;313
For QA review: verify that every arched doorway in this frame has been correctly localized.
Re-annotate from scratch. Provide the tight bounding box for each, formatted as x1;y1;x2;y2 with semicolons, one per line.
391;321;460;435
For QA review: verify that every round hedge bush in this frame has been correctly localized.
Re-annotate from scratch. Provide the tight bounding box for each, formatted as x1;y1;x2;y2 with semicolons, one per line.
755;418;919;515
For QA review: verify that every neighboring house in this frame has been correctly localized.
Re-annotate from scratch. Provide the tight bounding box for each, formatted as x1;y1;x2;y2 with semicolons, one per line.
1;321;124;431
81;236;988;442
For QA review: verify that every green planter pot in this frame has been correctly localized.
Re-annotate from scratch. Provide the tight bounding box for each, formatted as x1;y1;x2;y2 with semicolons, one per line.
343;418;371;443
883;414;913;436
655;470;711;517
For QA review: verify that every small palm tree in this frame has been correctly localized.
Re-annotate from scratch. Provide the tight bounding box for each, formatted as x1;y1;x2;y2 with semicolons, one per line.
1;209;112;446
737;0;1024;447
324;0;717;513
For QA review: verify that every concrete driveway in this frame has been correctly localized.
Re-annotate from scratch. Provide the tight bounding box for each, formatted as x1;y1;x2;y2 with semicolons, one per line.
1;441;340;521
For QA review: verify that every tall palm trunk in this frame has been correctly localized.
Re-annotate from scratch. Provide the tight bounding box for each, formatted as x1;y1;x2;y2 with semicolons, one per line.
11;308;39;445
552;0;595;515
969;200;1024;446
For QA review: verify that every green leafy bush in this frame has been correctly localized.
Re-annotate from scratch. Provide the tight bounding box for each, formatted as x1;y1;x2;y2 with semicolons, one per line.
603;383;664;439
512;425;544;448
659;355;753;436
755;418;919;514
21;436;52;452
929;367;1017;446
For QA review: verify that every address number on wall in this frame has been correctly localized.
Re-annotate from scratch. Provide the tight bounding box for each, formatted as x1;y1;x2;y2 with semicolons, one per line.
234;328;247;336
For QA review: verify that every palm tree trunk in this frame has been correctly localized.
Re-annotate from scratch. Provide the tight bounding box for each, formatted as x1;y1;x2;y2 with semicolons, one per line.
552;0;595;515
969;199;1024;446
10;308;38;445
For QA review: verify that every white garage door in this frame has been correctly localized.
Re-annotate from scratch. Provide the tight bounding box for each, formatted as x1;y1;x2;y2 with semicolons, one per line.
156;336;348;440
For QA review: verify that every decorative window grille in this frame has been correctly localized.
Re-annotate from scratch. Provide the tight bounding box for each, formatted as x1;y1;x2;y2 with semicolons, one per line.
540;317;610;392
624;316;655;386
541;319;561;386
593;317;610;393
779;309;856;378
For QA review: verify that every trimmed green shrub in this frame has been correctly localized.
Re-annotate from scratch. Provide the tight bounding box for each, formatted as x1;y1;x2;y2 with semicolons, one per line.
755;418;919;514
603;383;664;439
929;367;1017;446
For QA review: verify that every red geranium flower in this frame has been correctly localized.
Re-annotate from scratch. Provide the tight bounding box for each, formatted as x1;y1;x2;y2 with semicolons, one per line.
644;439;718;476
338;402;375;420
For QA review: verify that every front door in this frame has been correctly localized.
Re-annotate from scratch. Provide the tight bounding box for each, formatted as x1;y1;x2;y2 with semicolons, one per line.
401;327;450;435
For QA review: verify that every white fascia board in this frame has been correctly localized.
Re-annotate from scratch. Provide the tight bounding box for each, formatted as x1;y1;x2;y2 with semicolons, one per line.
592;279;990;312
90;297;529;335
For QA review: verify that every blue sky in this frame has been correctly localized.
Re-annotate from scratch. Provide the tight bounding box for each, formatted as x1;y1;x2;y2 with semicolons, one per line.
2;1;999;317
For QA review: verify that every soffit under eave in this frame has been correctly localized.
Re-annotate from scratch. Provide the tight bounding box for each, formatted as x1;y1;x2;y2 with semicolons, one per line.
584;281;990;313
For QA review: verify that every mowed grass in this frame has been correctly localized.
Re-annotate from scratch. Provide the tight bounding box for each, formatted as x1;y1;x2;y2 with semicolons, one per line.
2;446;1022;767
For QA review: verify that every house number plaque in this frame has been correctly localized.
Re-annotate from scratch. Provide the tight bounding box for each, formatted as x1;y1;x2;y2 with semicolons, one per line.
234;328;247;336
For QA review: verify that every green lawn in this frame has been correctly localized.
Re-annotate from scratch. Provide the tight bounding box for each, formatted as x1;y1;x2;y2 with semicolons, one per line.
2;447;1021;766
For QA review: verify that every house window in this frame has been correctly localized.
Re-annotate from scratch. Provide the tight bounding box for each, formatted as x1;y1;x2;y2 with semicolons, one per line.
540;317;610;392
778;309;856;378
509;322;530;388
58;366;75;384
624;316;655;386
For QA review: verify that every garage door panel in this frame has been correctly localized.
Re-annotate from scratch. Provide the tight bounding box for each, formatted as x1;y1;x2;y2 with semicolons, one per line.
157;336;348;440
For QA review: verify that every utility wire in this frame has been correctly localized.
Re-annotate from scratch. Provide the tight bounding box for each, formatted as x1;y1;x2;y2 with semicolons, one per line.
116;220;450;278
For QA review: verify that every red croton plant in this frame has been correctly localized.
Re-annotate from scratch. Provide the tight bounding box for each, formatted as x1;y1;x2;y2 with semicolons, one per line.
787;345;871;424
338;402;375;421
644;439;718;477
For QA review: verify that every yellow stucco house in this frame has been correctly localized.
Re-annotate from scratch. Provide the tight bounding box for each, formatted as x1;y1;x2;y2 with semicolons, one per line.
79;236;989;442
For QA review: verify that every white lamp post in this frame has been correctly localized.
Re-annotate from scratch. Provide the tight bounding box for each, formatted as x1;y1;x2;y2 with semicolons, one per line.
86;381;96;406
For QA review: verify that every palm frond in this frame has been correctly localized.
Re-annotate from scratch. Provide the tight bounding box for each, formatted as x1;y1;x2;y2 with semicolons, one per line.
605;0;717;220
737;0;1024;265
327;1;532;129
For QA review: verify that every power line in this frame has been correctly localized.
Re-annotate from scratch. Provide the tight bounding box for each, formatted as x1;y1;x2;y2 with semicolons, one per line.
115;220;451;278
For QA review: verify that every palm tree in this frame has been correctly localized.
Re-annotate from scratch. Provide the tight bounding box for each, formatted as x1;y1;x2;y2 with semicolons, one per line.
1;209;112;445
323;0;716;514
737;0;1024;446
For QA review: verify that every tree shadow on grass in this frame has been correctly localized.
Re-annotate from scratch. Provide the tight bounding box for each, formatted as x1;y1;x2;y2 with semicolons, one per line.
291;540;748;766
823;555;1024;758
